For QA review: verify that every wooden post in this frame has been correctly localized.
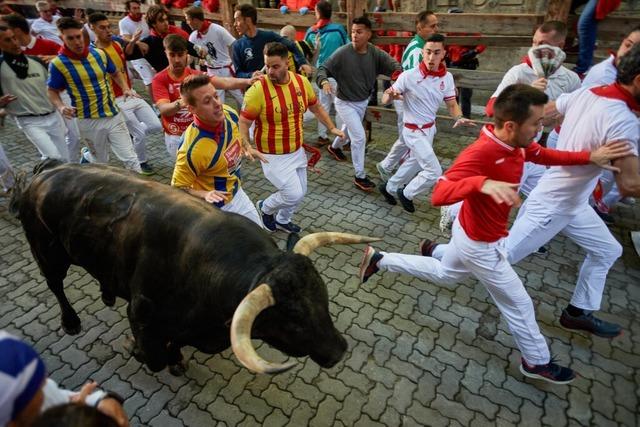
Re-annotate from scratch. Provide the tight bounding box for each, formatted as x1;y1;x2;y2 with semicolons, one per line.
544;0;572;22
219;0;237;37
346;0;368;28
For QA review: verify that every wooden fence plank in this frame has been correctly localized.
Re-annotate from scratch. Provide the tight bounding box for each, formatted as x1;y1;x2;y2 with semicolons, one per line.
373;35;533;47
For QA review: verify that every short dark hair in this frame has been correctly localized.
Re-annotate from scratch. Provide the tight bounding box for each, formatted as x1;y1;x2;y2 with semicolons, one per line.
125;0;141;11
264;41;289;59
617;43;640;84
426;33;445;44
416;10;435;25
316;1;332;19
352;16;372;30
537;21;567;41
56;17;83;32
163;34;189;52
88;12;109;25
32;404;118;427
180;73;212;106
185;6;205;21
235;4;257;25
2;13;29;34
146;5;167;28
627;26;640;37
493;84;548;128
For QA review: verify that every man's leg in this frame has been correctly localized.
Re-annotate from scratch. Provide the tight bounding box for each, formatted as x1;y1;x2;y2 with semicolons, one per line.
164;134;181;159
332;98;368;178
17;113;69;161
400;127;442;200
261;149;307;226
221;186;263;227
0;143;15;192
77;118;110;163
105;114;143;173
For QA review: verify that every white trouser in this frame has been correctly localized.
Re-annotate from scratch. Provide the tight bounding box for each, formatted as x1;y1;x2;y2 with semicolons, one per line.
207;66;244;106
164;134;182;159
60;91;80;162
221;186;262;227
261;147;307;224
14;112;69;161
519;162;546;198
128;58;156;86
78;113;141;173
317;78;342;139
506;197;622;311
597;169;622;209
0;144;15;192
379;218;550;365
386;126;442;199
116;96;162;163
379;100;408;173
332;98;369;178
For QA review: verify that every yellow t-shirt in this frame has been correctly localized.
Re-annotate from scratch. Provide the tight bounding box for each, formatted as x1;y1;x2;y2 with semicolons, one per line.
240;72;317;154
171;105;242;207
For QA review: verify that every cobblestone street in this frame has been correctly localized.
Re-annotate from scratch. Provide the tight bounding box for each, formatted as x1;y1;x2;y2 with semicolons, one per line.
1;107;639;426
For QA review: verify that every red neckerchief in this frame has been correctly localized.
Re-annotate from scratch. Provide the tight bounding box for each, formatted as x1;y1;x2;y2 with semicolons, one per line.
419;62;447;78
128;13;142;22
197;20;211;38
591;82;640;112
310;19;330;32
59;45;89;60
194;115;223;136
521;55;533;68
149;28;164;38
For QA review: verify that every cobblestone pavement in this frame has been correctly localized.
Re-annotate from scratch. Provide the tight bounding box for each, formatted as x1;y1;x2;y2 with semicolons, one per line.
1;103;639;426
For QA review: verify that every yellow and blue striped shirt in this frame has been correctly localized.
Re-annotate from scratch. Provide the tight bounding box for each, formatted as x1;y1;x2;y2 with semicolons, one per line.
171;106;243;208
48;47;119;119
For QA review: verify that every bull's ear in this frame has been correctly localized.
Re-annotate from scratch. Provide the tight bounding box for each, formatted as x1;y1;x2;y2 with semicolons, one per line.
130;295;156;325
286;232;301;252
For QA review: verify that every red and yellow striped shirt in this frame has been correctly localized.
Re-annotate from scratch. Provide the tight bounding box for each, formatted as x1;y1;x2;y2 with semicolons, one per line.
240;72;317;154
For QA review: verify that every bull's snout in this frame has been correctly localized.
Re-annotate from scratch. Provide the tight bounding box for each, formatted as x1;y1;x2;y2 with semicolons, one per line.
312;333;348;368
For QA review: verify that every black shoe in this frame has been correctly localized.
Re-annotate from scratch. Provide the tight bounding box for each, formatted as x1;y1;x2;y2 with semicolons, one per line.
276;221;302;233
378;182;397;205
419;239;439;257
535;246;547;255
560;309;622;338
316;136;330;146
359;246;383;284
327;145;347;161
354;176;375;192
396;188;415;212
593;205;615;225
519;357;575;385
139;162;155;176
256;200;276;232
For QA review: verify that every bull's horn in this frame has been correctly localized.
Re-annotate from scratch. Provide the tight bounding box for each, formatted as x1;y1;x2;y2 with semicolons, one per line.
230;283;296;374
292;232;381;256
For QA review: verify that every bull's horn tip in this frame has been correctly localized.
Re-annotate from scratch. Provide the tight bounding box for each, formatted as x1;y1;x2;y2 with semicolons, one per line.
264;360;297;374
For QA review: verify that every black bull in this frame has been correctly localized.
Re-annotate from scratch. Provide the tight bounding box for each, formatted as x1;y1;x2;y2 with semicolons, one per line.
11;160;378;374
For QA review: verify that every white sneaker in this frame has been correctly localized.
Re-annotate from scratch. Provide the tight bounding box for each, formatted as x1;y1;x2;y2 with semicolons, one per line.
439;205;453;233
376;162;392;182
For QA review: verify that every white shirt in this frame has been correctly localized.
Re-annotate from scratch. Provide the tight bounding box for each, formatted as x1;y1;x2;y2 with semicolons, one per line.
582;55;617;88
529;87;640;214
188;23;235;68
392;67;456;125
84;23;96;43
31;16;62;45
119;15;150;39
491;62;581;101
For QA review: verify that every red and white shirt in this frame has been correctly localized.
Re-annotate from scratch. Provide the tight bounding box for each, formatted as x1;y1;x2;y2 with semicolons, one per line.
528;83;639;215
392;63;456;126
151;67;201;135
22;35;60;56
431;125;591;242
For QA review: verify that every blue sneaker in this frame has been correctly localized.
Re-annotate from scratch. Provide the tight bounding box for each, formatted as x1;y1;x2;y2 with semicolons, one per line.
276;221;301;233
80;147;90;164
256;200;276;232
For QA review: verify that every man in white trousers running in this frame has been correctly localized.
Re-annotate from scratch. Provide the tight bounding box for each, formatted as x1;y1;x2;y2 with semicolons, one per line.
316;16;401;191
119;0;156;98
240;42;343;233
504;44;640;339
359;84;631;384
378;33;474;213
376;10;439;182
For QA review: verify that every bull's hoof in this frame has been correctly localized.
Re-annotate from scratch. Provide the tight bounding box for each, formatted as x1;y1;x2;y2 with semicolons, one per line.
101;293;116;306
62;320;81;335
168;361;188;376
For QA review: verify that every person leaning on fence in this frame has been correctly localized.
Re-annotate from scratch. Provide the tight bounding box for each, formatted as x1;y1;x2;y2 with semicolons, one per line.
316;16;402;192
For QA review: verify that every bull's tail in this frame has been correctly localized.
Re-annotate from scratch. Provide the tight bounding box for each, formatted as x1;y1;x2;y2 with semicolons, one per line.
8;171;27;218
